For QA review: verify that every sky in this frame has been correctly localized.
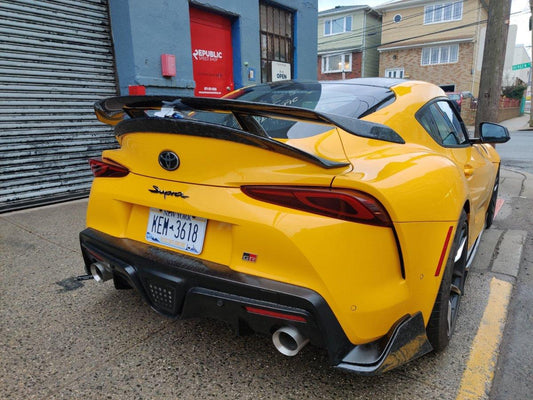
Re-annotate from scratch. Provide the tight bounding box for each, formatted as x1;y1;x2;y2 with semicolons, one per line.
317;0;532;53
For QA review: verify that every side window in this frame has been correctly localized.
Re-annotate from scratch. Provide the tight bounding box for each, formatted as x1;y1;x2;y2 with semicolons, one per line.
418;107;441;143
417;101;468;146
435;101;467;144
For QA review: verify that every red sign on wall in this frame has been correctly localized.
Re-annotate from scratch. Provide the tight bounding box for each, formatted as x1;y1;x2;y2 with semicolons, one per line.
189;8;234;98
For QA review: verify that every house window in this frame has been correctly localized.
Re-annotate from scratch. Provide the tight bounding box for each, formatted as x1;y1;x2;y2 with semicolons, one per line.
260;2;293;82
424;1;463;24
321;53;352;73
385;68;404;78
421;44;459;65
324;15;352;35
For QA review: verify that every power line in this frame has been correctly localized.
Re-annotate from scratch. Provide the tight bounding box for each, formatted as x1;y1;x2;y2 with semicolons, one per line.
321;11;525;53
318;3;486;47
318;7;528;52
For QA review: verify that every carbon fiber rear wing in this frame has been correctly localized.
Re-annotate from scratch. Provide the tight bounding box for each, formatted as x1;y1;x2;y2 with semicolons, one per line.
94;96;405;144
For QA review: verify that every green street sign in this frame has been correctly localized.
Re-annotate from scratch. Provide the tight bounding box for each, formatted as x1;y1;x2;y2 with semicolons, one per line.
512;62;531;70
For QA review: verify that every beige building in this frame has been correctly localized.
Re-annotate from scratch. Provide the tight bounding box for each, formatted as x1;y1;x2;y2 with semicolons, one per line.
375;0;488;96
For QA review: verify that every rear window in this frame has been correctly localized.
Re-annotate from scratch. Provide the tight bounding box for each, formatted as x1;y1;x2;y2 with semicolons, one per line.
189;82;395;139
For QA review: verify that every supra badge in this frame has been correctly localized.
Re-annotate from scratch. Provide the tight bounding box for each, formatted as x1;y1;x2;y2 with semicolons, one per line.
148;185;189;199
158;151;180;171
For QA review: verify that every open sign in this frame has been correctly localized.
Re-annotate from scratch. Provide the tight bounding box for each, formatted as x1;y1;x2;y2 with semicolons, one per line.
271;61;291;82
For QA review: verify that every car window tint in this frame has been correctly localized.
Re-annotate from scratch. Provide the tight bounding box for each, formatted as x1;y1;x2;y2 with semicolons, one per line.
435;101;467;144
417;108;442;144
428;103;458;145
417;101;468;146
183;82;397;139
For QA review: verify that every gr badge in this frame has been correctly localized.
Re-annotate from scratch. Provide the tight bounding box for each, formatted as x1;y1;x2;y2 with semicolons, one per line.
242;252;257;262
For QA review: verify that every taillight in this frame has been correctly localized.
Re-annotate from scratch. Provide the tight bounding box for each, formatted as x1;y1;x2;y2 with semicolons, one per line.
241;186;392;227
89;157;129;177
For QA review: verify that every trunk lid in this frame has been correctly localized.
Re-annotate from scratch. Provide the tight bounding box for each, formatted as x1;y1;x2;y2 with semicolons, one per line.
103;118;350;187
95;95;403;187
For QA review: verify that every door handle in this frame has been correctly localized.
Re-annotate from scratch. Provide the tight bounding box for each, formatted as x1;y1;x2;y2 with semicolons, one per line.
464;164;474;177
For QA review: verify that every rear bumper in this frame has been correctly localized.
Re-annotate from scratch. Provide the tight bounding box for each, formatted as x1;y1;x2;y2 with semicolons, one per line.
80;228;432;374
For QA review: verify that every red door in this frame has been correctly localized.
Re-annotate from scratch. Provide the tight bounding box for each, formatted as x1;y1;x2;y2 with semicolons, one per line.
189;8;234;97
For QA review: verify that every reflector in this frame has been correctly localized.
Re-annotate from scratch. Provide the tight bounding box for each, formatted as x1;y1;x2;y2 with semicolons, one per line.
245;306;306;322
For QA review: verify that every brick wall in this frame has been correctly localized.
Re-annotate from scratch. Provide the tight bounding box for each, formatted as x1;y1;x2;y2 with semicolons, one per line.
379;43;477;94
497;107;521;122
461;99;476;125
318;52;362;81
459;99;521;126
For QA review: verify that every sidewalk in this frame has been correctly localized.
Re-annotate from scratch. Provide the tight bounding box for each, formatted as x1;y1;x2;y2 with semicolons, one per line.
499;113;532;131
467;113;532;133
0;177;531;398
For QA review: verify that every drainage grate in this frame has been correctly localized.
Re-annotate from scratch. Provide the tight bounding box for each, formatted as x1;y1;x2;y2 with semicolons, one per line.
146;280;176;313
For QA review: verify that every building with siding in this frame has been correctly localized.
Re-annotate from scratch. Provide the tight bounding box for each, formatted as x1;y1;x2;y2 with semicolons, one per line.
0;0;318;212
502;25;531;87
375;0;488;95
317;5;381;80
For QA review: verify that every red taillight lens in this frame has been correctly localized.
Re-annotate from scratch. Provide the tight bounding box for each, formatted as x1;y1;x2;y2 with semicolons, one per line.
89;158;129;178
241;186;392;227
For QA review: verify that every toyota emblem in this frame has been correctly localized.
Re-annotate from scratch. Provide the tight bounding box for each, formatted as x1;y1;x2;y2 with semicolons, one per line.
158;151;180;171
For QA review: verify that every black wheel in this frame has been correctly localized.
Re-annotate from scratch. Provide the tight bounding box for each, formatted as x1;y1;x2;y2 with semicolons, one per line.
485;168;500;228
427;210;468;352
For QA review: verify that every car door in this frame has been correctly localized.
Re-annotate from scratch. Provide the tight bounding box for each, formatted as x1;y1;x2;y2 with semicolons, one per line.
417;100;494;240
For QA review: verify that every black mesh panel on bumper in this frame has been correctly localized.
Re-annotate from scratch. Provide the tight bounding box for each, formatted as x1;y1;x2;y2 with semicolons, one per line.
80;228;432;374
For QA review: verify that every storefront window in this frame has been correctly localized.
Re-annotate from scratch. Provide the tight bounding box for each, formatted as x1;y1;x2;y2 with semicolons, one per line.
260;2;293;82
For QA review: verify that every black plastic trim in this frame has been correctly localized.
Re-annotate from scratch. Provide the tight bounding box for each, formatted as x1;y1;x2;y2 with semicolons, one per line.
80;228;352;365
80;228;433;374
336;312;433;375
95;95;405;144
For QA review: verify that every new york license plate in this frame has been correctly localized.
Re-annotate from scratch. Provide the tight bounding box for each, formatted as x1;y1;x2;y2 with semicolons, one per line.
146;208;207;255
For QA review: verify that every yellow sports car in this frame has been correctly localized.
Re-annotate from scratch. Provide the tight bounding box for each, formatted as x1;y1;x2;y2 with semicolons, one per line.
80;79;509;374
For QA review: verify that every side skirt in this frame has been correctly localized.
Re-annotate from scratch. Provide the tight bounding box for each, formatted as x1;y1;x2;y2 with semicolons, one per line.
465;228;483;271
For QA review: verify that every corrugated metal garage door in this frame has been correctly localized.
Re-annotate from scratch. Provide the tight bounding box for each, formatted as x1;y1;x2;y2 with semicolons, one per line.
0;0;118;212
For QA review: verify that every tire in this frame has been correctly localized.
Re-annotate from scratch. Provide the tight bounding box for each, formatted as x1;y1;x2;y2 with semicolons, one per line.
485;167;500;229
426;210;468;352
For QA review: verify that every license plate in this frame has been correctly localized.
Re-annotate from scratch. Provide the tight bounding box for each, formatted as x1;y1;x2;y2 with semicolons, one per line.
146;208;207;255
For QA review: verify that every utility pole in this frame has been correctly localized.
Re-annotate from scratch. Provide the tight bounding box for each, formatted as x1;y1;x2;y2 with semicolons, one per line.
530;0;533;127
475;0;512;136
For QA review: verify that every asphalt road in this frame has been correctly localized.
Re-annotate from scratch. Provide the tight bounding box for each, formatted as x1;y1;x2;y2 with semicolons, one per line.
489;126;533;400
497;130;533;174
0;168;530;400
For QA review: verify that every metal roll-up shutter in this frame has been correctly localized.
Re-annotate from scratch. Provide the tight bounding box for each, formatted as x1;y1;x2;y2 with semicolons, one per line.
0;0;118;212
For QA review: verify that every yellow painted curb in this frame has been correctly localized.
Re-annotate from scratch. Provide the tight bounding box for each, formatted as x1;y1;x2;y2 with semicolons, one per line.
456;278;513;400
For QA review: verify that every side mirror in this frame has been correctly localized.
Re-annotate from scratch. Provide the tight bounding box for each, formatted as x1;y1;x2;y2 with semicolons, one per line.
479;122;510;143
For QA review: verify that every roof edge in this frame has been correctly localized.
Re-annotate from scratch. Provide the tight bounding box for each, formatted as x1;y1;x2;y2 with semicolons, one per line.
378;37;475;52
